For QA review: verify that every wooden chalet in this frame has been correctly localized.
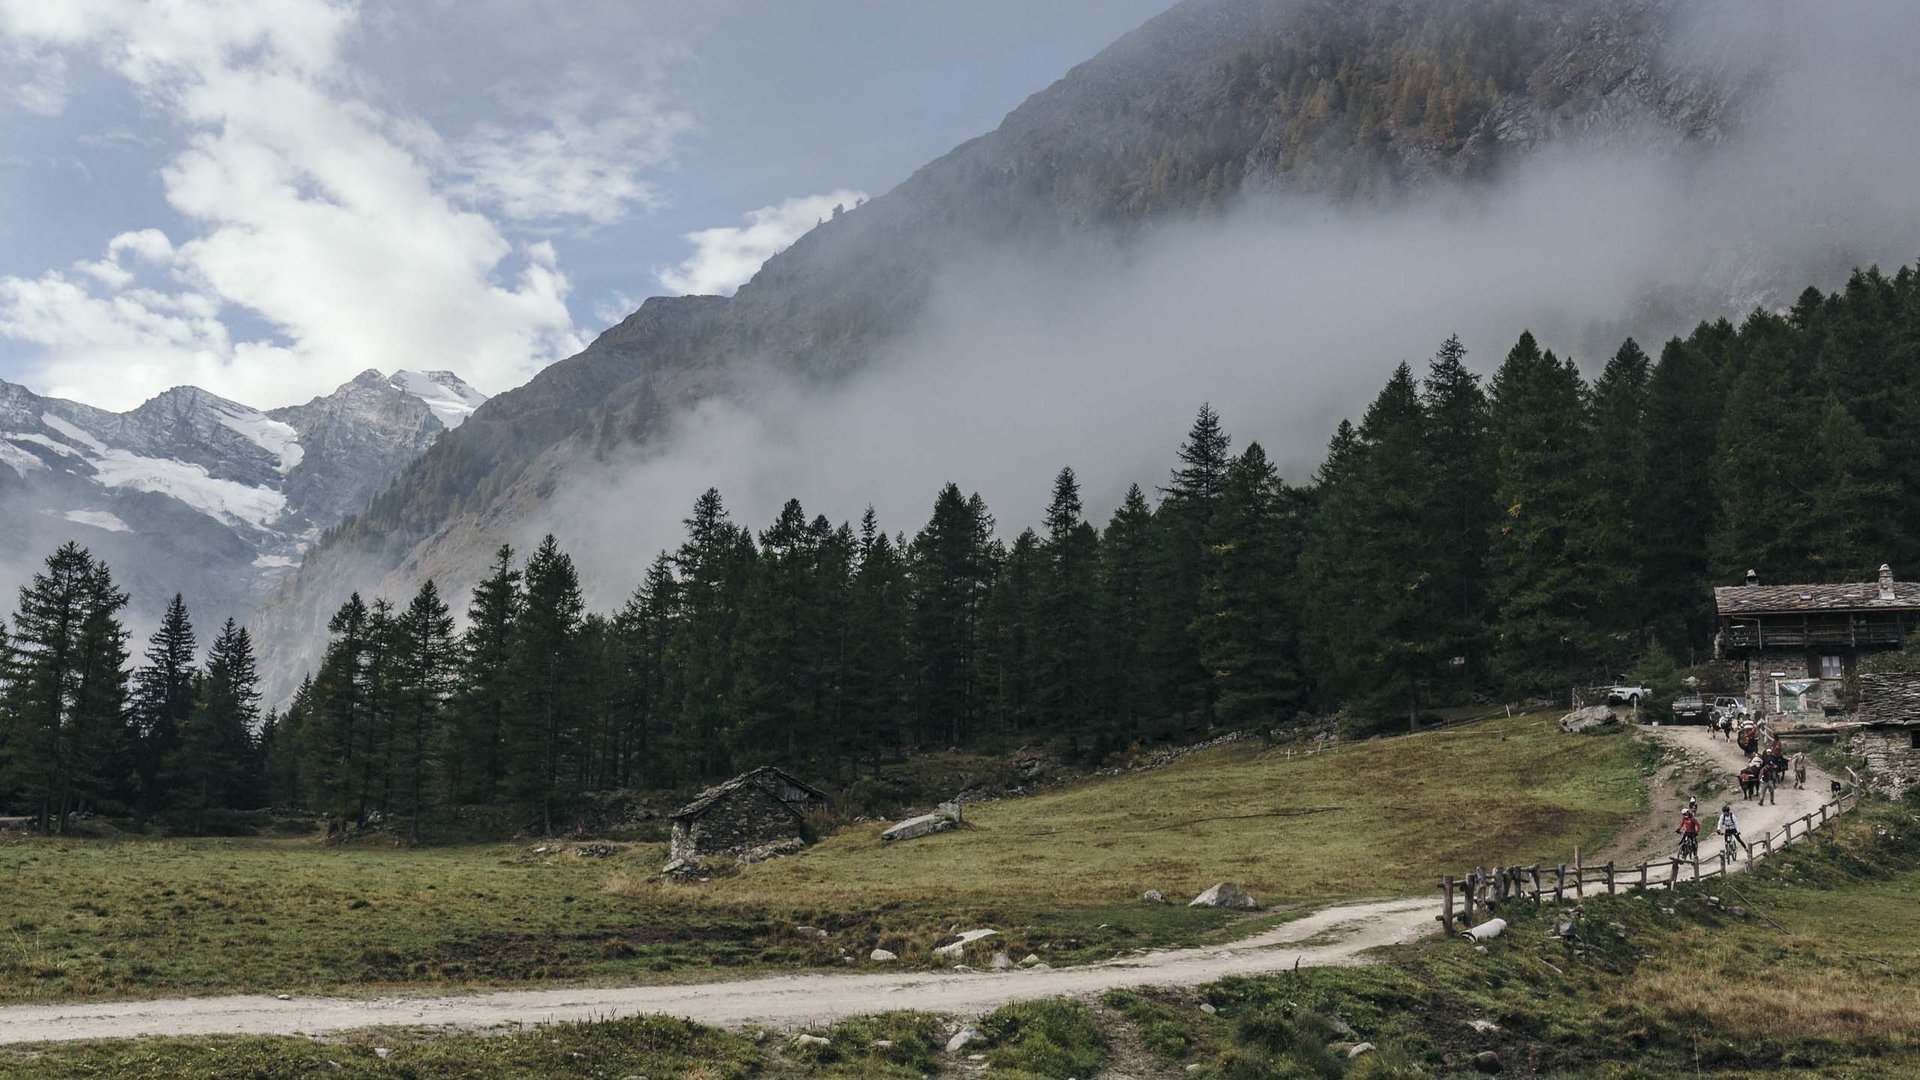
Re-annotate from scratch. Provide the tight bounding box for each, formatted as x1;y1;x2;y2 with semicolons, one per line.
1714;564;1920;717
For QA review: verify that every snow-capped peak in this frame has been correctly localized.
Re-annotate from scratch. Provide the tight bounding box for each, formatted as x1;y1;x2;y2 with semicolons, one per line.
389;370;489;430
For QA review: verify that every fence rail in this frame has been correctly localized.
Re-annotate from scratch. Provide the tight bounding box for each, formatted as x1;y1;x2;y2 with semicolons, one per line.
1438;787;1863;932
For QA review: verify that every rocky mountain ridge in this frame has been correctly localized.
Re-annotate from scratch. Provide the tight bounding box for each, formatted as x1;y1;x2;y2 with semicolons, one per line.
0;370;486;631
253;0;1750;693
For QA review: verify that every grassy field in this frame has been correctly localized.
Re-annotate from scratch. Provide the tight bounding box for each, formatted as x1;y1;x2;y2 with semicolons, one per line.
12;799;1917;1078
0;712;1652;1003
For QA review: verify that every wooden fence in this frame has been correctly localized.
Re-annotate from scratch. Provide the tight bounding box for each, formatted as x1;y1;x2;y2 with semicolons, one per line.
1438;787;1864;932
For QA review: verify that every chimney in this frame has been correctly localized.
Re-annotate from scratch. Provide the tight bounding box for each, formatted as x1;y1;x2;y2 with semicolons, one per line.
1880;563;1895;600
1745;569;1759;586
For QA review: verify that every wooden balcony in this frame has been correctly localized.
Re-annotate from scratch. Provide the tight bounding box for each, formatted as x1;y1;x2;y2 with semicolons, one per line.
1722;613;1913;651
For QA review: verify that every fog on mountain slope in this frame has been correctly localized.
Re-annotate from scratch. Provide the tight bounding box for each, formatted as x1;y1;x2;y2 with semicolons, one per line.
0;370;488;637
251;0;1920;696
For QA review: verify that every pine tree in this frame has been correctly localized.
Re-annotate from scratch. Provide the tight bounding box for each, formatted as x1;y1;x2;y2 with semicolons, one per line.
1;543;130;833
733;500;820;764
844;510;908;772
1586;339;1652;657
306;593;373;826
128;593;196;819
1709;340;1810;583
1034;468;1101;752
1420;336;1495;685
1640;333;1724;656
1144;405;1233;732
1806;396;1894;579
611;554;677;788
508;536;586;833
168;619;259;835
907;484;997;747
1199;443;1304;737
448;546;519;804
667;489;751;778
1096;485;1155;743
1487;333;1605;693
390;580;456;842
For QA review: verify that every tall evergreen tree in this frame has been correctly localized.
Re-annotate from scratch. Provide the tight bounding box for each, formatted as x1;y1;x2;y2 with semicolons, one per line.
448;546;520;804
1096;485;1155;743
1034;468;1101;751
127;593;196;817
1;543;130;833
1144;405;1233;731
1487;333;1604;694
390;580;456;842
508;536;586;833
907;484;996;746
1586;339;1652;656
844;510;908;772
1420;337;1496;687
1640;333;1724;656
167;619;259;835
1198;443;1304;736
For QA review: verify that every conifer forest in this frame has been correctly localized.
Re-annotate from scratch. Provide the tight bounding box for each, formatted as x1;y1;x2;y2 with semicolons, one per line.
4;266;1918;834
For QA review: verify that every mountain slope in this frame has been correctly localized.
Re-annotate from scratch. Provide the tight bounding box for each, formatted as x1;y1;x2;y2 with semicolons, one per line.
0;370;486;630
254;0;1735;689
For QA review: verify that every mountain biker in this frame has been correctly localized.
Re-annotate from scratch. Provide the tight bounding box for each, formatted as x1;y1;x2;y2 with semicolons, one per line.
1718;804;1742;854
1676;809;1700;857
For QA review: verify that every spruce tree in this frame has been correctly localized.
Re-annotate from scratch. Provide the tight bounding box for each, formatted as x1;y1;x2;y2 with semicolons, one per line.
906;484;997;747
1034;468;1101;752
1144;405;1233;732
307;593;373;826
508;535;585;833
1709;340;1810;583
1;543;130;833
733;499;820;763
128;594;196;817
448;546;519;804
1487;333;1605;694
611;554;677;788
1806;396;1893;579
390;580;456;842
1420;337;1496;688
168;619;259;835
1199;443;1303;737
1640;333;1724;656
1096;485;1154;743
845;509;908;772
1586;339;1652;656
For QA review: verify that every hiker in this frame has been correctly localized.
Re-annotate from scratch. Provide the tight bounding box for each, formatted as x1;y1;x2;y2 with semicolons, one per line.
1758;763;1778;806
1792;752;1807;790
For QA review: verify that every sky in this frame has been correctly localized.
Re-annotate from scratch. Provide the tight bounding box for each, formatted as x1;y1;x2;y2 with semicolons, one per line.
0;0;1173;411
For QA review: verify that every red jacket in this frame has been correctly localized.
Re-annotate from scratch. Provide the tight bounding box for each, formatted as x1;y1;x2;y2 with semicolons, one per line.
1679;816;1699;835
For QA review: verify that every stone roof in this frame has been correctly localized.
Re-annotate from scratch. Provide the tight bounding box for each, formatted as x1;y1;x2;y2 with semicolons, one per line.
1857;672;1920;727
1714;580;1920;615
670;766;828;821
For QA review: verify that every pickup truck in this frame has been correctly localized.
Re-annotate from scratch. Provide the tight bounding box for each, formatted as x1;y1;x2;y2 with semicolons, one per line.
1671;695;1712;724
1605;681;1653;706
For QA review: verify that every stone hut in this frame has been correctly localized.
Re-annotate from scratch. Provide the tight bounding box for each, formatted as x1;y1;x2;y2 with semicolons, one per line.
668;766;828;862
1713;564;1920;718
1853;672;1920;796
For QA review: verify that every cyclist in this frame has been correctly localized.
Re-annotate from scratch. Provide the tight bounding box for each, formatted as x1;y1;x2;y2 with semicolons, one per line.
1676;808;1700;859
1718;804;1743;857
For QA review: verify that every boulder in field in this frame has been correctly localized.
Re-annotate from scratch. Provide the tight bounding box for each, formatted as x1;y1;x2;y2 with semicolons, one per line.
1559;705;1615;733
933;929;998;958
1189;882;1260;910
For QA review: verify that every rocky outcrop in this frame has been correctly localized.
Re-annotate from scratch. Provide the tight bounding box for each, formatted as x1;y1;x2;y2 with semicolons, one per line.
1560;706;1617;732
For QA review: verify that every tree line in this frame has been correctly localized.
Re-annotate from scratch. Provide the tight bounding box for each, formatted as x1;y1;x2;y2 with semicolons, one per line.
3;265;1916;835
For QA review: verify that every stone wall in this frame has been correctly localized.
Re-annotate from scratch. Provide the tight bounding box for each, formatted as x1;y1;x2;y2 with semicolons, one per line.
1849;726;1920;797
669;783;806;861
1743;649;1843;717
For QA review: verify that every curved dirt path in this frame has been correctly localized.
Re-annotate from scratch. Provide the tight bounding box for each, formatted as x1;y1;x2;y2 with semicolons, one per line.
1597;724;1840;869
0;897;1434;1046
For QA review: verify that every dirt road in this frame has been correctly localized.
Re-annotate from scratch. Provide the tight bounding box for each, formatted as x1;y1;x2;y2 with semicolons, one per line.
1597;723;1839;868
0;897;1434;1046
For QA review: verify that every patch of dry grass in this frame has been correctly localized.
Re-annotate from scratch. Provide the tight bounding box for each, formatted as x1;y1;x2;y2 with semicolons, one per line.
674;712;1650;908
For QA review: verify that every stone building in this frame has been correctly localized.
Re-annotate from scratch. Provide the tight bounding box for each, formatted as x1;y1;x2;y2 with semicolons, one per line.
668;766;828;862
1714;564;1920;718
1854;671;1920;797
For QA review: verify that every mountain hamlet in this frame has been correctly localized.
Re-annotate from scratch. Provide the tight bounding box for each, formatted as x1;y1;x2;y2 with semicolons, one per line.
2;0;1920;1078
0;370;486;632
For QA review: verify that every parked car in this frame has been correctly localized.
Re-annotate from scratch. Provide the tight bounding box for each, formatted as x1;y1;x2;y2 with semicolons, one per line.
1711;696;1750;723
1606;680;1654;706
1671;694;1712;724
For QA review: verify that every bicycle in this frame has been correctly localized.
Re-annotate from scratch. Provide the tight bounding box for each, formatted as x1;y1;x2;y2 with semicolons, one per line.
1723;831;1741;859
1678;832;1698;860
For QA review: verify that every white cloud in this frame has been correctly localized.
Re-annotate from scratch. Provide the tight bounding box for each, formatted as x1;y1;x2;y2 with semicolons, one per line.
0;0;688;410
456;84;692;228
4;46;67;114
657;189;867;296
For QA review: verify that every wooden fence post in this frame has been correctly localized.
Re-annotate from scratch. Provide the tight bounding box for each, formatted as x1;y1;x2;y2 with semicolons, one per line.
1669;858;1679;888
1605;861;1616;895
1574;848;1584;898
1463;872;1476;926
1440;877;1455;928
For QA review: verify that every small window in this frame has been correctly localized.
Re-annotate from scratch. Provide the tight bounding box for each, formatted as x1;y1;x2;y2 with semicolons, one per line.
1820;654;1845;679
